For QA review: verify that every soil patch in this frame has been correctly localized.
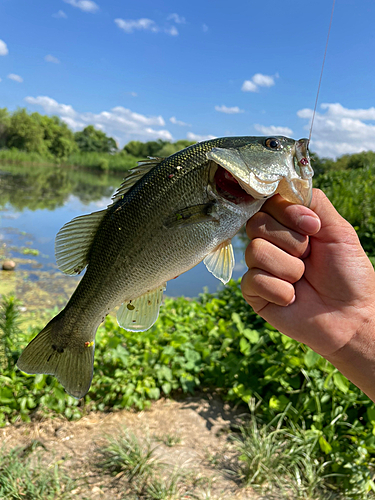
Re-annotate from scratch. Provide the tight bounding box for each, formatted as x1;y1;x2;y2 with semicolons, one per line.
1;396;263;499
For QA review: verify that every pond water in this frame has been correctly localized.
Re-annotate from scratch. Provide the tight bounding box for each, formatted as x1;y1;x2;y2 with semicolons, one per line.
0;164;249;300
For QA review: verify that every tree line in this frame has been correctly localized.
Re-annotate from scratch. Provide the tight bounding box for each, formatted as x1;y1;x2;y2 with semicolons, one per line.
0;107;194;161
1;107;375;174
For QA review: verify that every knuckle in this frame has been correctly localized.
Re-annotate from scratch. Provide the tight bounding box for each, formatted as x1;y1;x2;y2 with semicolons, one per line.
245;238;269;268
246;212;270;238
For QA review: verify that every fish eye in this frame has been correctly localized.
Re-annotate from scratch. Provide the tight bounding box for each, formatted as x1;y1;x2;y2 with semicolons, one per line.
265;138;282;150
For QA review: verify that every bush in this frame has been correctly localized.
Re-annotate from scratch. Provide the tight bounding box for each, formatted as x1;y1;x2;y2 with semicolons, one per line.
1;282;375;496
314;165;375;254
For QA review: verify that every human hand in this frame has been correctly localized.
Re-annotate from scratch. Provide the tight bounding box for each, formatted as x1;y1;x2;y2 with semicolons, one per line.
241;189;375;359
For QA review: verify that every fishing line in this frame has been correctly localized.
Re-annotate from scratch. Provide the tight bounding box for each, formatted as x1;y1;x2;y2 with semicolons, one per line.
308;0;336;144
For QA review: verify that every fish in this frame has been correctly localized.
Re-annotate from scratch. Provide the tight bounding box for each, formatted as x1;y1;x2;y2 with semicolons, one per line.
17;136;313;399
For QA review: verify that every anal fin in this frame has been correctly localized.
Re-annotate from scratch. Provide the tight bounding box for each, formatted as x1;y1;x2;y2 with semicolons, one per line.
204;240;234;284
117;284;166;332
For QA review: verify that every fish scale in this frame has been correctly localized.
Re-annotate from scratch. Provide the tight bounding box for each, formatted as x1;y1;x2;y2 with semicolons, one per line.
17;135;313;398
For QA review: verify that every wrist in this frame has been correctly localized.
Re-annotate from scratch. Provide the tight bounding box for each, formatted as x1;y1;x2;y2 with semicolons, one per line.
325;312;375;401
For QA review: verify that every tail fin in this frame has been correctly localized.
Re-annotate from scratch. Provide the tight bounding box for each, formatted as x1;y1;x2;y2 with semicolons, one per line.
17;318;95;399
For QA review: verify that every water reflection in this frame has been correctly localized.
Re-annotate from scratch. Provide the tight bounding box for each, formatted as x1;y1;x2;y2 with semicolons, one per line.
0;164;249;298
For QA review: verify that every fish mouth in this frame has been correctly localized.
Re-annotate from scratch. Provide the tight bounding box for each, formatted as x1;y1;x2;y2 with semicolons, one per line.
208;138;314;207
213;166;255;205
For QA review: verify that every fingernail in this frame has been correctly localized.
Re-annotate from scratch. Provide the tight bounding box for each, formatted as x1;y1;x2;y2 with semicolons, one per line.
287;295;296;306
298;215;321;234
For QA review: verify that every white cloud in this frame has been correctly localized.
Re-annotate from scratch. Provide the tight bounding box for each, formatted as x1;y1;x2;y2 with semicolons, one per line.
202;24;208;32
254;124;293;136
215;105;244;114
242;73;277;93
115;18;179;36
7;74;23;83
127;91;137;97
0;39;8;56
167;13;186;24
63;0;99;13
115;18;158;34
25;96;76;117
53;10;67;18
170;116;191;126
24;95;173;146
187;132;216;142
165;26;178;36
297;102;375;158
0;78;2;83
45;54;60;64
241;80;258;92
252;73;275;88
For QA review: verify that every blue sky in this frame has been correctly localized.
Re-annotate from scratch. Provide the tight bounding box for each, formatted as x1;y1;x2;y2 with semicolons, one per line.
1;0;374;157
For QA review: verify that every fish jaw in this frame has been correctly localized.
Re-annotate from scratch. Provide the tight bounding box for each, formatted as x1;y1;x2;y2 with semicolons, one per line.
207;136;313;208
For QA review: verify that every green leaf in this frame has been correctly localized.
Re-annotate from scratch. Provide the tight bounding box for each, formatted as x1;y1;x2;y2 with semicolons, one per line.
243;328;259;344
304;348;321;368
231;312;244;332
161;382;171;394
367;407;375;423
319;436;332;454
333;372;349;393
269;395;289;411
239;337;250;355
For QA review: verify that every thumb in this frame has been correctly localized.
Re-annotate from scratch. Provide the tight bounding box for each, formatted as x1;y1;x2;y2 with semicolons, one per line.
309;189;354;243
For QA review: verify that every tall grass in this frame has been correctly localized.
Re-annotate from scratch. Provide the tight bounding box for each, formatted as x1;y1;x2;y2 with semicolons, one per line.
64;151;139;171
0;148;140;171
0;445;73;499
0;148;56;166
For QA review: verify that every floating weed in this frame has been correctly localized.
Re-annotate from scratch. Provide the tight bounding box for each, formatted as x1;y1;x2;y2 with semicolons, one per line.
21;248;39;256
0;446;73;499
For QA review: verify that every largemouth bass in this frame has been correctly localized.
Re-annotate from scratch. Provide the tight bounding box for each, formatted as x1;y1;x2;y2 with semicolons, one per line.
17;136;313;398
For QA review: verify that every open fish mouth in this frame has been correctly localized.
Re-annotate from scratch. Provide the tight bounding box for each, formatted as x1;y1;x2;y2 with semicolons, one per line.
209;137;314;207
214;166;255;205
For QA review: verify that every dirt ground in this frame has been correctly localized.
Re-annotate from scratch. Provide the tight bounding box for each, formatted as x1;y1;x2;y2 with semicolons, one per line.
1;395;268;499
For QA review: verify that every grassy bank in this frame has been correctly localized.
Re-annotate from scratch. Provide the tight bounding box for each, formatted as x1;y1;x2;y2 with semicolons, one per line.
1;284;375;498
0;148;139;172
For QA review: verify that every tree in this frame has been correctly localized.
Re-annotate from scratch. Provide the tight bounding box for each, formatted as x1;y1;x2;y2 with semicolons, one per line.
38;114;77;159
74;125;117;153
156;140;195;157
0;108;10;148
6;109;48;155
123;139;169;158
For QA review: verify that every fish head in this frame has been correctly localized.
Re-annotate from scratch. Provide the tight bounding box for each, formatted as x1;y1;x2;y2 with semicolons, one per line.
207;136;313;207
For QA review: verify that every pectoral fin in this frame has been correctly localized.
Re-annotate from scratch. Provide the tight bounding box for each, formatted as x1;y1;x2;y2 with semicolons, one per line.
204;240;235;284
117;284;166;332
164;202;218;229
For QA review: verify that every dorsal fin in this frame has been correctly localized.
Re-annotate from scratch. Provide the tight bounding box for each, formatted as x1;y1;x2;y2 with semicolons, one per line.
110;157;165;204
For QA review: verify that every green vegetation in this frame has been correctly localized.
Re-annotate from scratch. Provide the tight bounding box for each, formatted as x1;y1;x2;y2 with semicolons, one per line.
314;163;375;254
97;428;192;499
0;107;194;171
1;280;375;497
98;428;162;490
0;444;73;499
74;124;117;153
1;137;375;497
